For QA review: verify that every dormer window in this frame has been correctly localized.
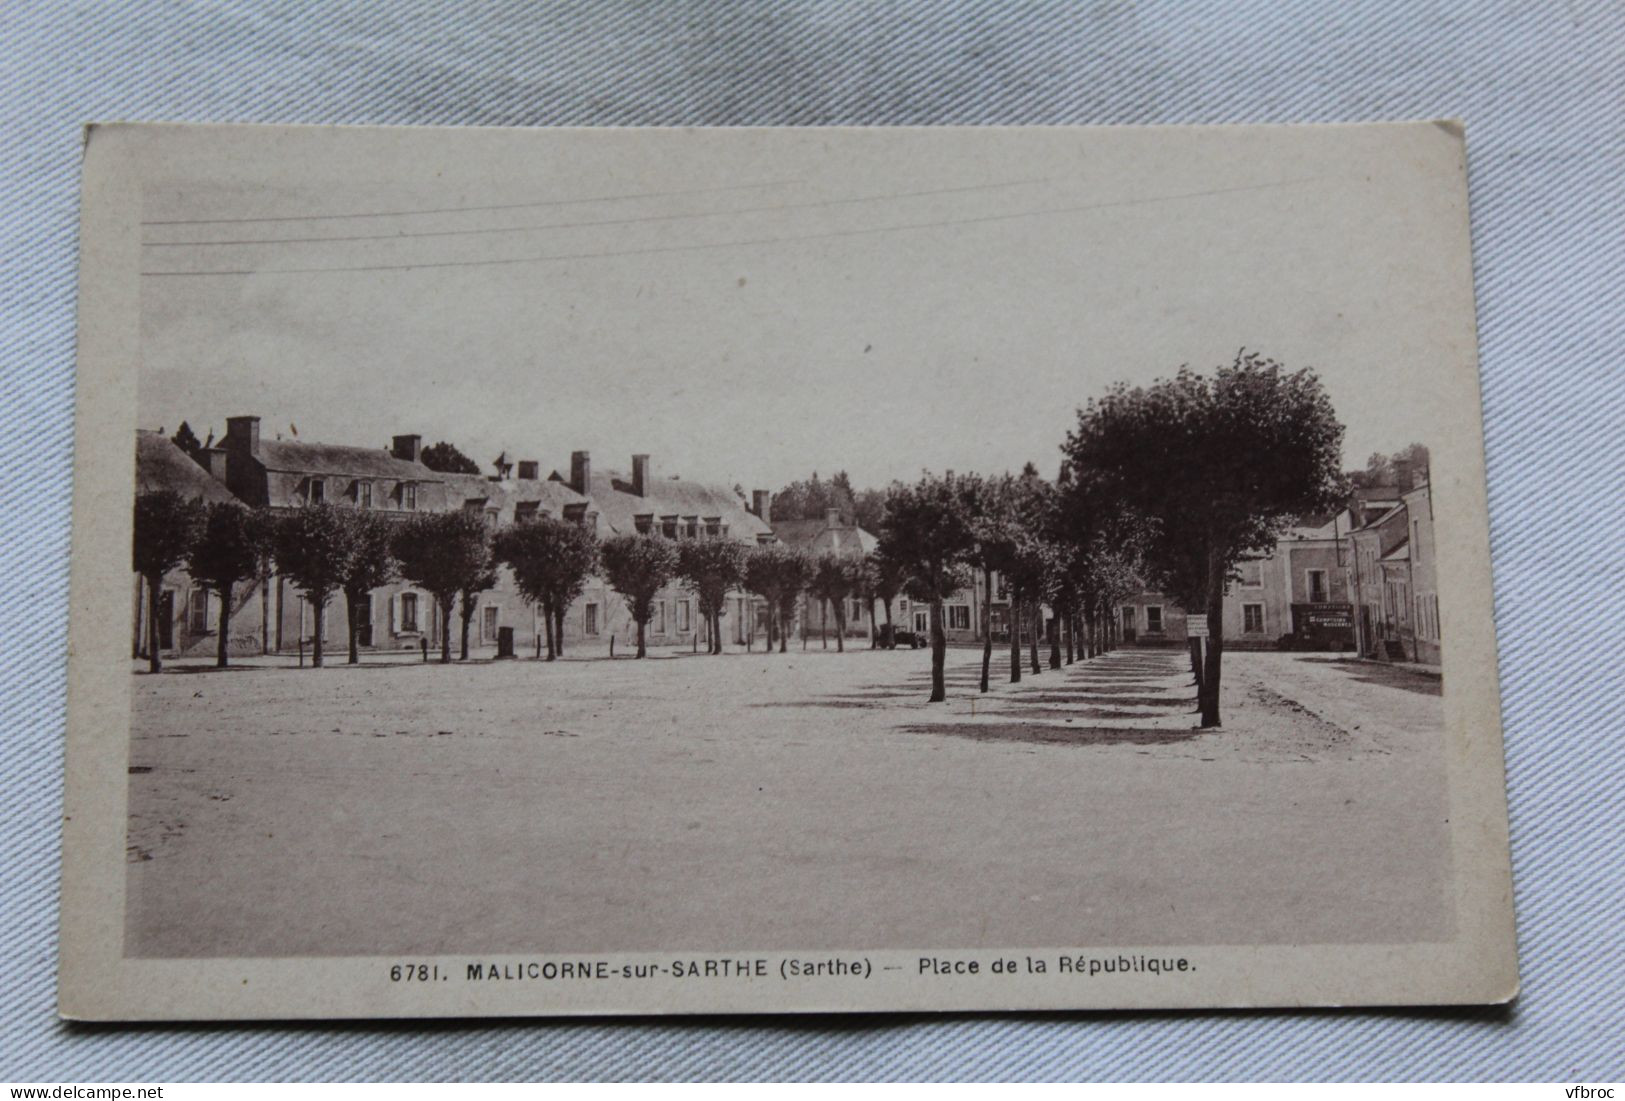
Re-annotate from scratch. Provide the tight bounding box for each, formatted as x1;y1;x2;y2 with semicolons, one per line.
704;517;721;537
358;481;373;509
684;517;699;539
403;482;418;511
634;514;653;534
307;478;325;504
661;516;679;539
515;502;540;523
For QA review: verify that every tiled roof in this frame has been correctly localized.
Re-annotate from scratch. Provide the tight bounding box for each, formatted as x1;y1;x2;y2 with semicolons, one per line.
135;432;239;505
440;472;590;521
254;438;437;481
552;469;771;541
769;517;878;558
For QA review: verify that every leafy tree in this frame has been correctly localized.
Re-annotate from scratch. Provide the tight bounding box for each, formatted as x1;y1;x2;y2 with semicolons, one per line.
457;550;499;661
865;547;909;649
185;502;270;668
495;515;599;660
770;471;856;524
419;440;481;475
960;473;1015;691
171;421;203;463
808;552;863;652
599;533;679;658
879;473;977;702
337;510;397;664
1063;351;1346;726
676;537;746;655
999;465;1056;682
743;544;810;653
852;487;889;536
132;490;206;673
1349;442;1431;489
271;503;355;668
392;510;493;663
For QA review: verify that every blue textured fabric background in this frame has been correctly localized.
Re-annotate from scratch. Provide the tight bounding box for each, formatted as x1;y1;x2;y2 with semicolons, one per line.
3;0;1621;1082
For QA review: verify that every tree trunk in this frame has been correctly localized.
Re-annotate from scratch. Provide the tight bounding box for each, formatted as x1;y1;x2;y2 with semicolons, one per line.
636;616;647;658
543;600;557;660
821;600;827;649
1189;636;1204;690
1083;608;1094;659
929;596;948;703
217;583;234;668
459;599;474;661
779;607;789;653
311;596;325;668
883;599;894;648
1009;596;1022;683
1199;556;1225;728
979;567;993;692
1048;614;1061;669
1063;611;1074;664
554;605;566;658
145;573;162;673
260;573;270;654
834;605;846;652
344;590;359;665
1029;603;1041;675
439;596;453;663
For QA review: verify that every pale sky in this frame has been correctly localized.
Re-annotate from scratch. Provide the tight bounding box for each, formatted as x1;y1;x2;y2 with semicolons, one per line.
136;125;1468;494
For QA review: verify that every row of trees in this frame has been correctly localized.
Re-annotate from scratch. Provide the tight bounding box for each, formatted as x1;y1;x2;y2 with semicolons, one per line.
133;496;895;670
140;352;1345;727
874;351;1347;725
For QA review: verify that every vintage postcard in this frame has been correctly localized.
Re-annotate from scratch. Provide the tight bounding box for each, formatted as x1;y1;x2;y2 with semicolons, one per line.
60;122;1517;1020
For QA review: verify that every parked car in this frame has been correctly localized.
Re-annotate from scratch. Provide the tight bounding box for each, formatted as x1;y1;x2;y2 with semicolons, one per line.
889;627;923;649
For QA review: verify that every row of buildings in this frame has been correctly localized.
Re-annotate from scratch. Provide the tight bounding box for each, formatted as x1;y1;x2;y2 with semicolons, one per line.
1117;462;1440;666
135;415;1439;668
135;416;943;661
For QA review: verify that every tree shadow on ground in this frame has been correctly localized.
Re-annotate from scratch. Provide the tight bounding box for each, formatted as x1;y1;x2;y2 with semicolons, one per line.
1007;691;1189;709
901;721;1210;748
1292;657;1443;696
975;705;1185;721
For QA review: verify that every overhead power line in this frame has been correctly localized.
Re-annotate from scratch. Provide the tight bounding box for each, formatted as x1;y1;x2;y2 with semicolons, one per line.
141;178;1050;248
140;177;1320;279
139;178;800;227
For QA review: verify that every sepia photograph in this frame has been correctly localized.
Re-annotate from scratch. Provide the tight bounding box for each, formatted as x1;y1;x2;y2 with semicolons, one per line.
60;122;1517;1019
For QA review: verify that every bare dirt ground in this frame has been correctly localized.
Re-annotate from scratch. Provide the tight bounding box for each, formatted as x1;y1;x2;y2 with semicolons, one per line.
124;644;1450;957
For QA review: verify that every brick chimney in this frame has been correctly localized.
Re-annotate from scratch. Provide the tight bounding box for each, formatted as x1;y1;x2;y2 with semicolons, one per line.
517;460;539;481
631;454;650;497
224;415;260;457
570;450;591;494
752;489;771;518
825;506;841;528
391;434;422;463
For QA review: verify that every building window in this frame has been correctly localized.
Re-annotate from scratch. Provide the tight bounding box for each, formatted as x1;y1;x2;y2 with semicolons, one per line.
1238;560;1263;587
677;599;691;632
1122;606;1136;632
515;501;540;523
584;603;599;636
635;515;654;534
482;606;498;642
307;478;325;504
705;518;721;537
400;593;419;633
1243;603;1265;633
1146;606;1164;633
653;601;667;633
661;517;679;540
188;588;210;633
851;599;864;621
403;483;417;511
1307;569;1329;603
947;605;970;631
359;481;373;509
684;517;699;539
